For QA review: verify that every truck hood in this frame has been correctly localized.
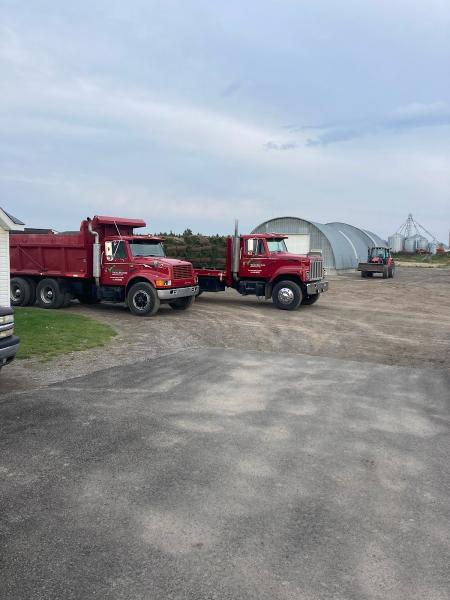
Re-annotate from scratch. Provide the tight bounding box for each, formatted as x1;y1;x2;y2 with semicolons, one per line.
271;252;320;262
132;256;192;268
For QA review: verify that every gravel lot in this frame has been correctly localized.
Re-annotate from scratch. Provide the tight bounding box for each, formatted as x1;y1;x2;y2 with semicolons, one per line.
2;267;449;393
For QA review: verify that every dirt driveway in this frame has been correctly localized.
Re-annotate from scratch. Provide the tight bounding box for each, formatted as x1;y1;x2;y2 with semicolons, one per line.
2;267;449;393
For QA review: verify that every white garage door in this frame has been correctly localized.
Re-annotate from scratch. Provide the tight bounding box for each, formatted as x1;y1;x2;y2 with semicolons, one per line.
285;234;310;255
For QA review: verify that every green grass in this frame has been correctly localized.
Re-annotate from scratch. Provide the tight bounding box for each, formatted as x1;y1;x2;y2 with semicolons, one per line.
14;308;117;360
393;252;450;267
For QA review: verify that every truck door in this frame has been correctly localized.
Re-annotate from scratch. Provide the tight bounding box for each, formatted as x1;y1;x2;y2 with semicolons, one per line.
239;238;268;279
101;240;131;285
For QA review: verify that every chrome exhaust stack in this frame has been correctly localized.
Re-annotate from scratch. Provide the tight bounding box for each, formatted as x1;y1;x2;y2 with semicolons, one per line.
87;218;101;286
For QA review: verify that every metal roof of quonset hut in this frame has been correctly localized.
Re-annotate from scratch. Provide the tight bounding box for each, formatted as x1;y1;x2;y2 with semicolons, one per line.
252;216;387;271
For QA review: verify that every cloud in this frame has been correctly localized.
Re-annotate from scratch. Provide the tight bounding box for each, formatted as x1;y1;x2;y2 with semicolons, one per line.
303;102;450;147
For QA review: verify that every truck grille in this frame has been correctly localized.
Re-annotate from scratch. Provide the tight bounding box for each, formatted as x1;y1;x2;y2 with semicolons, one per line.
173;264;194;280
309;259;323;280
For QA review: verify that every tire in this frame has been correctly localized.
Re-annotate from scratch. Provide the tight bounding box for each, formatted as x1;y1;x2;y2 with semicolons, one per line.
361;271;367;278
24;278;37;305
10;277;32;307
127;282;160;316
61;292;73;308
367;272;374;278
302;293;320;306
272;280;302;310
36;278;65;309
382;268;389;279
169;296;195;311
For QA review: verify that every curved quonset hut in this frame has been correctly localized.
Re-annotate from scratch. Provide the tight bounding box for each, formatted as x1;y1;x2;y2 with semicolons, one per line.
252;216;387;272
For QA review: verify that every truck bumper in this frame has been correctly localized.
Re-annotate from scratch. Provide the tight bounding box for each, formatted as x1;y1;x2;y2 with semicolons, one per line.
306;280;329;295
0;335;20;367
157;285;199;300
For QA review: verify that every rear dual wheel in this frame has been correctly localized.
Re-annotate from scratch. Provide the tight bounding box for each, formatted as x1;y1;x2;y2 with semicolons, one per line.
10;277;36;307
36;278;68;309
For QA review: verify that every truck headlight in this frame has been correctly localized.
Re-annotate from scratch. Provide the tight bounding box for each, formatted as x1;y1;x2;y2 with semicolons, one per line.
0;327;13;338
155;279;172;287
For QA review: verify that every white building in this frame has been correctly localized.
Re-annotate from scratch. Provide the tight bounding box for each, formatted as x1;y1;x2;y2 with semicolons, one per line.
0;208;25;306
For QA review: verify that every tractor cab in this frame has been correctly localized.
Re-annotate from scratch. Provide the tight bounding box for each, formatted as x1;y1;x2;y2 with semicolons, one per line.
368;246;391;264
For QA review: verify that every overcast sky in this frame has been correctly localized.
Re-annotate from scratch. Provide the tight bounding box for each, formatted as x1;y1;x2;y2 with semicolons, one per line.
1;0;449;240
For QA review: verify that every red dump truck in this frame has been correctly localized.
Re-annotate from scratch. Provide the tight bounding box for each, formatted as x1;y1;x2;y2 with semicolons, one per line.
195;224;328;310
10;216;198;316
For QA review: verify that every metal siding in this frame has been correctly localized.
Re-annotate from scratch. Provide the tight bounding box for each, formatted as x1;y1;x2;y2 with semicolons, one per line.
0;229;10;306
252;217;337;270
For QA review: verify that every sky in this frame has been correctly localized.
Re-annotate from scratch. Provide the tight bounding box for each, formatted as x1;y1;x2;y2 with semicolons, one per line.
1;0;449;241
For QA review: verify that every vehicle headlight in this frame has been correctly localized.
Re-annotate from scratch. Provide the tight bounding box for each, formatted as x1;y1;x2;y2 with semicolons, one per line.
155;279;172;287
0;315;14;324
0;327;13;338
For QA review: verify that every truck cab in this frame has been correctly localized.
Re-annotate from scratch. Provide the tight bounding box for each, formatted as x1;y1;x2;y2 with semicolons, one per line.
195;228;328;310
98;232;198;314
10;215;198;317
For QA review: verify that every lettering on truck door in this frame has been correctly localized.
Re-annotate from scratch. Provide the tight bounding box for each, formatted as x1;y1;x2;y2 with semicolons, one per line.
102;240;130;284
240;238;267;277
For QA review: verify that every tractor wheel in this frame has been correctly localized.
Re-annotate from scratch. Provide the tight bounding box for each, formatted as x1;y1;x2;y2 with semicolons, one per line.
383;268;389;279
169;296;195;310
272;281;302;310
127;282;160;316
361;271;367;278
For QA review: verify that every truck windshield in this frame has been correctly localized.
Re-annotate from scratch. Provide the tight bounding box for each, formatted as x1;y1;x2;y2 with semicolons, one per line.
130;240;165;257
267;239;288;253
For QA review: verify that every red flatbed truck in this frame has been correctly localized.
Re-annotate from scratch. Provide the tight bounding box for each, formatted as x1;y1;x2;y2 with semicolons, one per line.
195;225;328;310
10;216;198;316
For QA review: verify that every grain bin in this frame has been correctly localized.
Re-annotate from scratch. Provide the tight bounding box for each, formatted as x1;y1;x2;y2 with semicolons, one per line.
388;233;404;253
417;236;429;252
404;235;419;253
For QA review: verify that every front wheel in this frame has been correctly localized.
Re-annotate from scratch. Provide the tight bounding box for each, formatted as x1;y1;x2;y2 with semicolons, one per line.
127;282;160;316
302;293;320;306
272;281;302;310
169;296;195;311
